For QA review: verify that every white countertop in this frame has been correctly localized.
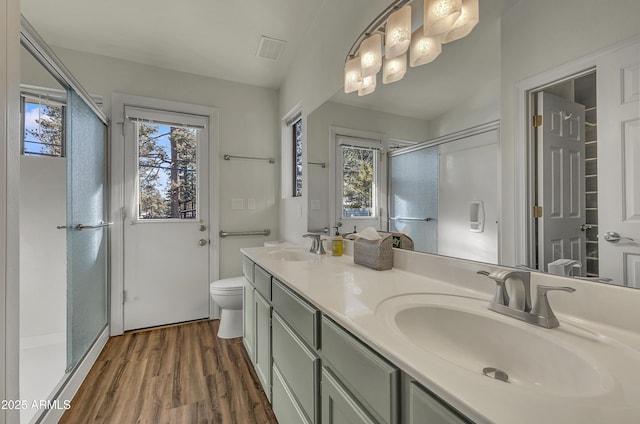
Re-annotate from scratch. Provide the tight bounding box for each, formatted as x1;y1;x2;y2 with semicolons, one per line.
241;246;640;424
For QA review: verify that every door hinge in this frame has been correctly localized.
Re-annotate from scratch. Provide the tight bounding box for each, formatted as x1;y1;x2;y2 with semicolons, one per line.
120;206;127;221
123;290;128;304
533;205;543;218
532;115;543;127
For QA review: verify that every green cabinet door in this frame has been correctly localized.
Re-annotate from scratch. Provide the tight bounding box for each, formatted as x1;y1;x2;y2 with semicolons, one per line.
242;277;255;362
407;381;471;424
255;290;272;400
321;367;376;424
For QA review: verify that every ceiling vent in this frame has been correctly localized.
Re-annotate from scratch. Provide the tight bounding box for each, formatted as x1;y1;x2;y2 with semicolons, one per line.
256;36;287;60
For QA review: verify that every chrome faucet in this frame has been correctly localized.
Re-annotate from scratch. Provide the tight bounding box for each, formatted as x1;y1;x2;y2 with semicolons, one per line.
478;269;575;328
303;233;326;255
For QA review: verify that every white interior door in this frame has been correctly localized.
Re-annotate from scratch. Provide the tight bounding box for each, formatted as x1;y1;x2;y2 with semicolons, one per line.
537;92;586;273
123;106;210;330
597;41;640;287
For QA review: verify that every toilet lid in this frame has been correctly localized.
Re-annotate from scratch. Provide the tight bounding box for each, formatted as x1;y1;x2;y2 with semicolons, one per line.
210;276;244;291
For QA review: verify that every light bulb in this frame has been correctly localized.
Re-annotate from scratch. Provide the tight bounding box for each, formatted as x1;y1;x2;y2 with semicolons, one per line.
443;0;479;43
385;6;412;58
344;57;362;93
383;53;407;84
359;34;382;77
410;29;442;67
424;0;462;37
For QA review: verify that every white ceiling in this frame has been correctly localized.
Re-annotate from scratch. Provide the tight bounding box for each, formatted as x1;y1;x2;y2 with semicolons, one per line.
20;0;326;89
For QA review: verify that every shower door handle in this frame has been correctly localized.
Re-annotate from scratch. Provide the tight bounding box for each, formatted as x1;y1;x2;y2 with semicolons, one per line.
75;221;113;231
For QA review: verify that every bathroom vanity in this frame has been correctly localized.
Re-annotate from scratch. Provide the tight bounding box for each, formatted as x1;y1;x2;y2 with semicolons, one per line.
241;244;640;423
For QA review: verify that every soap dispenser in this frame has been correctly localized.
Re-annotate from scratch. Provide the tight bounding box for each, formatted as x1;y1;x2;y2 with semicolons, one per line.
331;226;343;257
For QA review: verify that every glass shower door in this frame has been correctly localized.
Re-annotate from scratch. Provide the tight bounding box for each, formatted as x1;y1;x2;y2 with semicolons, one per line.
389;146;439;253
65;90;108;372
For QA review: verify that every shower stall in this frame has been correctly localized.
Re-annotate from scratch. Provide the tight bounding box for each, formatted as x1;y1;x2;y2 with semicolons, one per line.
19;17;108;423
389;123;500;264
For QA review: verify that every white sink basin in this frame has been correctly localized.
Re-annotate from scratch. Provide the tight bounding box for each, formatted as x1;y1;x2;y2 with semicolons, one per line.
376;294;616;397
267;248;317;262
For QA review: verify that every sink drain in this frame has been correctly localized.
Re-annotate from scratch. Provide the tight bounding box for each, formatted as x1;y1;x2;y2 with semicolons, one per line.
482;367;509;382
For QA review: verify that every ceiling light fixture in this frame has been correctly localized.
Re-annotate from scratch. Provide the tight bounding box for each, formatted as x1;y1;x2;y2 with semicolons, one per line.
344;0;479;95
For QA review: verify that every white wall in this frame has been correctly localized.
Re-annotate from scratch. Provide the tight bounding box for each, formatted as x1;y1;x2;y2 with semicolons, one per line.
307;101;430;233
47;47;280;278
426;17;501;139
499;0;640;265
19;157;67;340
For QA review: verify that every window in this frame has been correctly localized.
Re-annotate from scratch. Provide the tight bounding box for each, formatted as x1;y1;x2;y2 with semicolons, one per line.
341;144;378;218
292;118;303;197
135;122;200;220
21;95;65;157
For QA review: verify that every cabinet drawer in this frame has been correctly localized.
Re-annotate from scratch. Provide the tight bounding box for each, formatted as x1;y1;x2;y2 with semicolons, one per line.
408;381;471;424
321;316;399;424
242;256;254;284
254;265;272;299
272;279;319;348
272;312;319;423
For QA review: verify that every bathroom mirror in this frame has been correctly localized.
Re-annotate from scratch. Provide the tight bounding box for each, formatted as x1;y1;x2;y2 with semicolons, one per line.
307;0;640;288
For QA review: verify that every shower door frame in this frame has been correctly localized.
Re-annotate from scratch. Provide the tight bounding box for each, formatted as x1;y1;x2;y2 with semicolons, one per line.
17;15;111;424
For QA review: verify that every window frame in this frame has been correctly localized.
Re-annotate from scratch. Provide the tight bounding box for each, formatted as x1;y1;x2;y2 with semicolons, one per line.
20;92;66;158
125;106;208;223
330;130;388;233
20;85;103;158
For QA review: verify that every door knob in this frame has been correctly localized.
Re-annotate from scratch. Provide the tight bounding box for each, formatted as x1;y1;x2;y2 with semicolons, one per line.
198;239;208;246
603;232;635;243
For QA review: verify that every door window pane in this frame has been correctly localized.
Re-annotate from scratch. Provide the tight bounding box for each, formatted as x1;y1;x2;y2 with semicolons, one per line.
341;145;376;218
137;123;199;219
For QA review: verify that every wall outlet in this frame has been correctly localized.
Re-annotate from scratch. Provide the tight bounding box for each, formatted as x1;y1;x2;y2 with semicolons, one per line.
231;198;244;210
247;198;256;210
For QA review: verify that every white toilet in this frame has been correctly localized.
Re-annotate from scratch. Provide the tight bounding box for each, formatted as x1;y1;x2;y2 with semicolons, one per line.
209;276;244;339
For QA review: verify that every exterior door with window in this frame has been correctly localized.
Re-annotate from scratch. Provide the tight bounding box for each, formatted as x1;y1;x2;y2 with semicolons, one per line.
335;136;385;233
123;106;210;330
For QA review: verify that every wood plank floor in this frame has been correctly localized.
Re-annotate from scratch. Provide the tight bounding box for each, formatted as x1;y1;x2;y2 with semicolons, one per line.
59;320;278;424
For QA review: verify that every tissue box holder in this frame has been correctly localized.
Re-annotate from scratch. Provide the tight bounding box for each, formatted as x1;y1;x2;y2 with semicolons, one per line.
354;233;393;271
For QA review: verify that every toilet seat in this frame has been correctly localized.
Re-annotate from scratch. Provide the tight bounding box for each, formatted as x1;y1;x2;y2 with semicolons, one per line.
210;277;243;295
